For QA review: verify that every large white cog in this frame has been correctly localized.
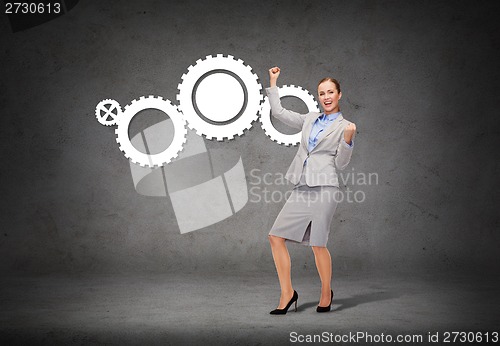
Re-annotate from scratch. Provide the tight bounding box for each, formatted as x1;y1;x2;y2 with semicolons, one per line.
259;85;320;146
115;96;187;167
177;54;263;141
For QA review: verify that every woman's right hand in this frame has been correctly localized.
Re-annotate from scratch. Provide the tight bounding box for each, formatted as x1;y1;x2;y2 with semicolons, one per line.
269;66;280;87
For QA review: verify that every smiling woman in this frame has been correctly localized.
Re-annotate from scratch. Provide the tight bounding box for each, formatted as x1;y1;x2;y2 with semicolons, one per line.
317;77;341;113
266;66;357;315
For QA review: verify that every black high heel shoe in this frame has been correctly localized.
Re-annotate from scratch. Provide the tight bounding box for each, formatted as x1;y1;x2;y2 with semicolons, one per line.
270;290;298;315
316;290;334;313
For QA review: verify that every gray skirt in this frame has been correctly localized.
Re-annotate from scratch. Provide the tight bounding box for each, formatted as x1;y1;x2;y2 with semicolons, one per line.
269;171;340;247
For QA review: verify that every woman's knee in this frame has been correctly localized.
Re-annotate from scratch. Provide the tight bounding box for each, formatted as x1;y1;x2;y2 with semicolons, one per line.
311;245;327;254
268;234;285;246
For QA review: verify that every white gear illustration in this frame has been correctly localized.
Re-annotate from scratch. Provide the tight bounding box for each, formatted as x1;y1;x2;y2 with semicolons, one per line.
95;99;122;126
259;85;320;146
115;95;187;167
176;54;263;141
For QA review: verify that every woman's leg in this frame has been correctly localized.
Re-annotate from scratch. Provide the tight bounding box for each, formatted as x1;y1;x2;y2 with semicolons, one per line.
268;235;294;309
312;246;332;306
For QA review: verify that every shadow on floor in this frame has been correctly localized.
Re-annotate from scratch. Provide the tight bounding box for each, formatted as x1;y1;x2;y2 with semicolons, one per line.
297;291;400;312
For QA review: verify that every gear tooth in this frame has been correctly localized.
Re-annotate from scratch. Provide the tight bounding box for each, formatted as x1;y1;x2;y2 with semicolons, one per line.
216;53;224;58
196;58;204;64
139;96;145;100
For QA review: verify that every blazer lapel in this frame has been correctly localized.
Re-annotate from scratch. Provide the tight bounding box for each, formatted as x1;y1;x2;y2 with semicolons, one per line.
312;114;344;152
301;113;323;152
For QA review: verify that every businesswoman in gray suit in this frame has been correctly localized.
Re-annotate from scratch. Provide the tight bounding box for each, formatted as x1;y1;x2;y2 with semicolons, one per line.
267;67;356;314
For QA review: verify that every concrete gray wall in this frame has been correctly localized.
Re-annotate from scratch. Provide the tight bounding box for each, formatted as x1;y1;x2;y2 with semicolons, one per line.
1;0;499;275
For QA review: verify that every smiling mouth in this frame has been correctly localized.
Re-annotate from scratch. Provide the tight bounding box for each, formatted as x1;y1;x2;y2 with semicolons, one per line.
324;101;332;106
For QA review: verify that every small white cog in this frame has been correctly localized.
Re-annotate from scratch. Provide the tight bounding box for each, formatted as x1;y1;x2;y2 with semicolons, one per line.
95;99;122;126
115;96;187;167
259;85;320;146
177;54;263;141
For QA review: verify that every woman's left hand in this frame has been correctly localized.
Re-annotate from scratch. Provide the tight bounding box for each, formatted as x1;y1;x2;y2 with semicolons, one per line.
344;123;356;145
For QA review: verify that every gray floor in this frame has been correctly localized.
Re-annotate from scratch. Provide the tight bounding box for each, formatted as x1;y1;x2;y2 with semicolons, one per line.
1;270;498;345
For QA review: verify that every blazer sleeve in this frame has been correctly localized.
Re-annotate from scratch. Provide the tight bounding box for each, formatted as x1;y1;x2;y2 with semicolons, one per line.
334;137;354;171
265;86;307;130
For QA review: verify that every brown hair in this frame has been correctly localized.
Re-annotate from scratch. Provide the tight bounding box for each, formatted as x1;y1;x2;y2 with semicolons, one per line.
317;77;341;93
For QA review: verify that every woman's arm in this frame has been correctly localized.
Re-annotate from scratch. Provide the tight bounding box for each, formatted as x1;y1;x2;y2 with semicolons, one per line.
266;67;307;130
334;123;356;170
343;123;356;145
269;66;280;88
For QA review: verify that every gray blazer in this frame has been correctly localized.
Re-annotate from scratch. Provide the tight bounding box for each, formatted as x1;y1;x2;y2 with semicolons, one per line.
266;86;354;187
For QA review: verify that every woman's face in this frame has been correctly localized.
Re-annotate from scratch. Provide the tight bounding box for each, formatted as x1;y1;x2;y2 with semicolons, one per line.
318;81;342;114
